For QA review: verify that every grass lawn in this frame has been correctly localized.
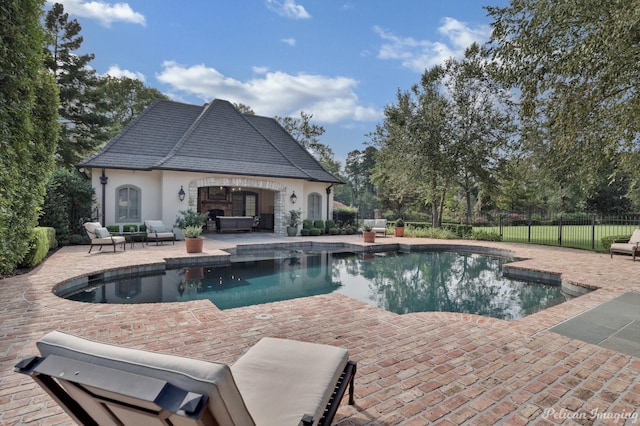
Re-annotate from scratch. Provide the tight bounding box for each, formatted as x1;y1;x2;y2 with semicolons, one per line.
474;224;638;251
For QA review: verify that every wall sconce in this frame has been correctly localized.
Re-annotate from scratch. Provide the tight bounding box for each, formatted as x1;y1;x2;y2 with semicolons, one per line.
178;185;186;202
290;191;297;204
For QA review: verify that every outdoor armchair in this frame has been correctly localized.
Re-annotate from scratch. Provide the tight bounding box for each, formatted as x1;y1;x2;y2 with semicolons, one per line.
144;220;176;245
83;222;126;253
15;331;356;426
610;229;640;261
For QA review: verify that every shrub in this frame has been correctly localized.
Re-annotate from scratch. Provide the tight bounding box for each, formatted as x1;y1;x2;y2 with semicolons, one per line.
106;225;120;234
470;230;502;242
406;226;457;239
175;209;208;228
394;218;404;227
310;228;322;236
300;228;310;236
19;227;53;269
329;228;340;235
122;224;138;232
313;220;324;233
68;234;86;245
325;219;336;232
302;219;314;229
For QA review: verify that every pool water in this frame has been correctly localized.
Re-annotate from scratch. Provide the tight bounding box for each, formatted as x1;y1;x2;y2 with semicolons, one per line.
66;250;571;320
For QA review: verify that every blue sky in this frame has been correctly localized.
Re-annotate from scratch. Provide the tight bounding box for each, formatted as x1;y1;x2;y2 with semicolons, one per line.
46;0;508;164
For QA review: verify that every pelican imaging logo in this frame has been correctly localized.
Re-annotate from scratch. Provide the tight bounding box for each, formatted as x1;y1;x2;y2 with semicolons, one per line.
542;408;638;423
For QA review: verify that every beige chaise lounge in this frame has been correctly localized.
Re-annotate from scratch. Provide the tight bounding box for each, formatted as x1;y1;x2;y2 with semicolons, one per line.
15;331;356;426
610;229;640;261
83;222;126;253
145;220;176;245
363;219;387;237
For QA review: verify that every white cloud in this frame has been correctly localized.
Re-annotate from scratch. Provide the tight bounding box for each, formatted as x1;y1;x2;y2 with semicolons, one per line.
47;0;146;27
104;65;145;82
266;0;311;19
281;38;296;46
374;18;491;72
156;61;380;123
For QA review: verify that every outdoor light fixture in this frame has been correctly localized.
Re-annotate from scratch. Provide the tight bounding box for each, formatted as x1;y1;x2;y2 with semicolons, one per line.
178;186;186;202
290;191;297;204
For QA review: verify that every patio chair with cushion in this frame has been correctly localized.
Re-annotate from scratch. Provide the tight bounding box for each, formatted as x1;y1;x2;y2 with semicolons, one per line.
83;222;126;253
610;229;640;261
14;331;357;426
144;220;176;246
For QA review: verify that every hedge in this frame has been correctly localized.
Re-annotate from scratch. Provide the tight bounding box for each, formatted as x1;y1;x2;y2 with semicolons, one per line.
19;227;55;269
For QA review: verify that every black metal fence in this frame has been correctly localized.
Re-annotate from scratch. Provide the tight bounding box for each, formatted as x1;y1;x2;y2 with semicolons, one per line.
473;212;640;251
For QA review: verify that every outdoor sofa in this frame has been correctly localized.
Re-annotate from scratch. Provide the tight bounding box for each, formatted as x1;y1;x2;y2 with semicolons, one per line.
15;331;356;426
216;216;254;233
83;222;126;253
363;219;387;237
610;229;640;261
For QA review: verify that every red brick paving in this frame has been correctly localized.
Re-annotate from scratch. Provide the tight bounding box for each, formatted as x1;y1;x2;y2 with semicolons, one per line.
1;235;639;425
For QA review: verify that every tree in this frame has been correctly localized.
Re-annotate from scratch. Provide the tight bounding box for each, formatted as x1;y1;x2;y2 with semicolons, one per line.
97;76;169;139
441;43;516;223
371;67;453;228
44;3;108;165
276;110;342;176
487;0;640;193
0;0;59;276
40;167;95;245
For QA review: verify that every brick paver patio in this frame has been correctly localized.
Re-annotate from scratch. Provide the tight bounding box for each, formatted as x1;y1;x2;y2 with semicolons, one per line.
1;235;639;425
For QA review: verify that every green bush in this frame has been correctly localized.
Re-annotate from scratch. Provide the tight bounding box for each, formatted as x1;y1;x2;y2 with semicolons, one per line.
329;228;340;235
68;234;86;245
442;223;473;238
302;219;314;229
310;228;322;236
122;224;138;232
406;226;457;239
19;227;53;268
601;235;631;251
313;220;324;233
470;230;502;242
106;225;120;234
300;228;311;236
325;219;336;232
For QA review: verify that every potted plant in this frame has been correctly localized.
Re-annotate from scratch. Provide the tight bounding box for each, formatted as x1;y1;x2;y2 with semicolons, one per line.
284;209;302;237
175;210;208;253
394;218;405;237
362;223;375;243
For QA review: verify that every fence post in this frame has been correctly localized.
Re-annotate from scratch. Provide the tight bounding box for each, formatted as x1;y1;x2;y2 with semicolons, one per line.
558;215;563;246
591;215;596;250
527;215;532;243
499;215;503;237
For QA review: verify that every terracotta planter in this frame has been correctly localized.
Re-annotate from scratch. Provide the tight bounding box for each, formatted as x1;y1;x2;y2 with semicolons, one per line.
394;227;405;237
185;237;204;253
362;231;376;243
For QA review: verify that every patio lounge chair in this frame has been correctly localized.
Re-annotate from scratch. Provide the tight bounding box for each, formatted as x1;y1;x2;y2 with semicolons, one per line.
610;229;640;261
14;331;356;426
145;220;176;245
83;222;126;253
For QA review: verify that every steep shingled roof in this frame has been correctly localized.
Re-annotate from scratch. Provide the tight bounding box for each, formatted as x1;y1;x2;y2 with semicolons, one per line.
78;99;343;184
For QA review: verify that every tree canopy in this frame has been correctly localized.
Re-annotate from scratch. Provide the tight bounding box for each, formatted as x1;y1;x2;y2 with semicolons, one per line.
487;0;640;191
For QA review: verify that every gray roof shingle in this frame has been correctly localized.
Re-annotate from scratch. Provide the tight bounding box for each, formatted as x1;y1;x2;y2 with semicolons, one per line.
78;99;343;184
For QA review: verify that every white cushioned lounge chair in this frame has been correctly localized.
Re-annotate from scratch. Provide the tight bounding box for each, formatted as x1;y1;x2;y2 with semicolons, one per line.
145;220;176;245
15;331;356;426
83;222;126;253
610;229;640;261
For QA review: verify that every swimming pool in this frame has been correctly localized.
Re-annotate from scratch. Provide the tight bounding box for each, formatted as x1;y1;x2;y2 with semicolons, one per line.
62;249;572;320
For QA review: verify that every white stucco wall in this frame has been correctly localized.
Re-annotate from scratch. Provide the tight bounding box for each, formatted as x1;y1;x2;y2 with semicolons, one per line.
89;168;335;236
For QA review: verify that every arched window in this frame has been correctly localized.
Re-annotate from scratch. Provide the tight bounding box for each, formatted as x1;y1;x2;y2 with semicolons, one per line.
307;192;322;219
116;185;140;222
